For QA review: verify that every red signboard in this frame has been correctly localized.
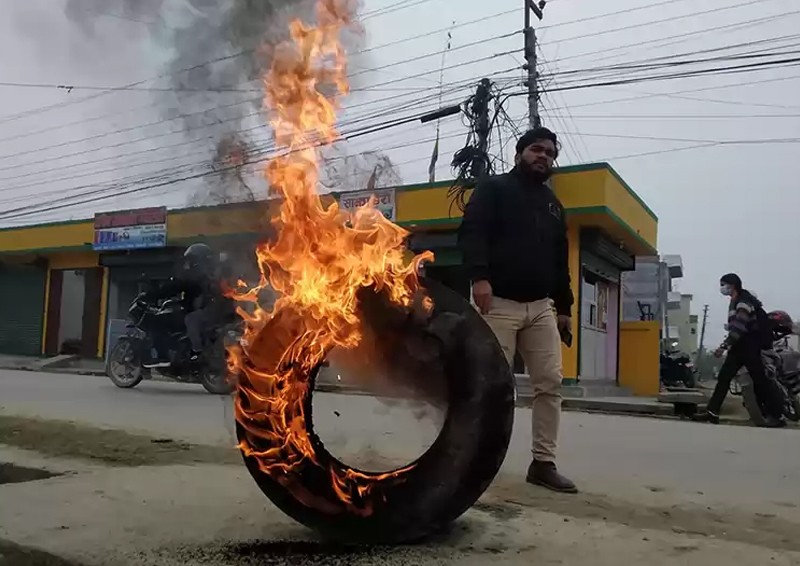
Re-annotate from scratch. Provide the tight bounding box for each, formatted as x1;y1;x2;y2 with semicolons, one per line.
94;206;167;229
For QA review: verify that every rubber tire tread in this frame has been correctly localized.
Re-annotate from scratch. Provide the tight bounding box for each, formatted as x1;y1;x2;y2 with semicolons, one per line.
740;378;768;427
201;336;235;395
237;277;515;543
200;372;234;395
105;339;144;389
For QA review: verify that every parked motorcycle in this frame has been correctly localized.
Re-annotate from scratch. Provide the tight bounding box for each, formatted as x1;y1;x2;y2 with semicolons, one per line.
105;292;240;394
729;310;800;426
660;341;696;389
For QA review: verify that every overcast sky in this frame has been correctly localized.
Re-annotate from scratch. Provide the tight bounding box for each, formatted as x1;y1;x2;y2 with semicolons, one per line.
0;0;798;343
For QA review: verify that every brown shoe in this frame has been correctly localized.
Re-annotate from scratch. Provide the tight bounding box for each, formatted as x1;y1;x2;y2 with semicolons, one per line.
526;460;578;494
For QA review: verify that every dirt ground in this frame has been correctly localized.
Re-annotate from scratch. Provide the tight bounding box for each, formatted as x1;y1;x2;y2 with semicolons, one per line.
0;414;240;467
1;415;798;565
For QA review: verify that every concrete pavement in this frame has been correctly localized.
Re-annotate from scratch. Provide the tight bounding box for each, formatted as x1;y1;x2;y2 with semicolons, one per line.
2;368;800;564
2;368;798;513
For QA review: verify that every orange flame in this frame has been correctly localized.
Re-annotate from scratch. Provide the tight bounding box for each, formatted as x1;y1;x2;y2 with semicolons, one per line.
228;0;433;516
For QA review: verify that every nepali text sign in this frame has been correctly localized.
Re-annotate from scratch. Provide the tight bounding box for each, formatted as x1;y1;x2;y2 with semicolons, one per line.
93;207;167;251
338;188;395;221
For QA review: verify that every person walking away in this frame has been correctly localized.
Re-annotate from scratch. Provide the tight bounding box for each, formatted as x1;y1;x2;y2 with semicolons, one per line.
458;127;577;493
694;273;785;426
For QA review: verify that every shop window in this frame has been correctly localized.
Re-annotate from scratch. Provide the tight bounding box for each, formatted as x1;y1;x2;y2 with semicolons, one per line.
581;269;609;331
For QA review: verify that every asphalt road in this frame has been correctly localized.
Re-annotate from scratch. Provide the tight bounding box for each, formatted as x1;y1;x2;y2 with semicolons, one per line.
3;368;800;565
2;368;799;515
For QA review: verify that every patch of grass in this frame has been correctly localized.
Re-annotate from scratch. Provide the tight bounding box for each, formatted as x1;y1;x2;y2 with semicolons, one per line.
0;539;85;566
0;415;240;467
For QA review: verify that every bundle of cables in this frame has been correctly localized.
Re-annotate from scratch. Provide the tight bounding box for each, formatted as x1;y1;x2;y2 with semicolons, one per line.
447;78;498;213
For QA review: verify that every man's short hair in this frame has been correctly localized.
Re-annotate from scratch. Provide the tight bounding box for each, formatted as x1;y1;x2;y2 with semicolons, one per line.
515;127;560;158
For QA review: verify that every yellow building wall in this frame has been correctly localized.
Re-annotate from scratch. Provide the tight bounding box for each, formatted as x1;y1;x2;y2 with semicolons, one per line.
97;268;110;358
0;169;654;254
553;166;658;254
551;168;609;209
561;222;580;380
601;169;658;249
396;184;457;227
618;321;661;396
167;204;270;239
394;168;658;255
1;172;657;371
48;251;99;270
0;221;92;253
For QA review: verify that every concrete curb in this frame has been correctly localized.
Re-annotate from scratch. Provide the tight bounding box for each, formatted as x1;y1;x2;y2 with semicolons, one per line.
33;354;80;370
560;397;673;416
0;355;84;374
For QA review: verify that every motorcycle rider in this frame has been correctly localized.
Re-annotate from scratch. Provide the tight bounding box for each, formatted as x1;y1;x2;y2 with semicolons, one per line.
694;273;785;426
143;243;230;368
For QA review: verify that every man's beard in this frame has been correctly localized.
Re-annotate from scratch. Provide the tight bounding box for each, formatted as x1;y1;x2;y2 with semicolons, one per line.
520;161;552;183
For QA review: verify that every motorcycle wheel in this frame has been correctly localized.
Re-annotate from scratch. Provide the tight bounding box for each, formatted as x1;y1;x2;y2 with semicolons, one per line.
200;341;234;395
740;381;769;427
740;374;792;427
200;371;234;395
788;395;800;423
237;277;515;544
106;339;145;389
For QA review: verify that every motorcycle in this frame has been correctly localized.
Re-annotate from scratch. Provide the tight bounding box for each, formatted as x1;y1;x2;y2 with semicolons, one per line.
105;292;240;395
660;341;696;389
729;310;800;426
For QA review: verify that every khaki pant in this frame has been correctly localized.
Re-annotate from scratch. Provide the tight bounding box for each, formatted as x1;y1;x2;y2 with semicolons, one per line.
482;297;563;462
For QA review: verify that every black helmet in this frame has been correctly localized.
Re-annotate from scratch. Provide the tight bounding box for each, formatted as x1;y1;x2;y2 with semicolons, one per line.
183;243;215;276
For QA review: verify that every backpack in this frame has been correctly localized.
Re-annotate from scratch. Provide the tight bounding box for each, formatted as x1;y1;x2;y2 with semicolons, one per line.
739;290;773;349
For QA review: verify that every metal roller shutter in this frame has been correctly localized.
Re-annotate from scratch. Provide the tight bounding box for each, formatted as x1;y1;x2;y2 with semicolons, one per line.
0;265;46;356
582;250;622;282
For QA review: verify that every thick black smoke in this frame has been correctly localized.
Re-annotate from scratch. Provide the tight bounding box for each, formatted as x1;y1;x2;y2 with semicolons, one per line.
64;0;403;205
64;0;166;36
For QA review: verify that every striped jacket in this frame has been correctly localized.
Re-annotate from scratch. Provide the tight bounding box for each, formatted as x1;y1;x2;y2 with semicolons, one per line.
723;290;766;348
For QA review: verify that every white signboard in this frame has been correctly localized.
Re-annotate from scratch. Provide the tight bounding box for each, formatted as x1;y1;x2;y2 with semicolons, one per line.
338;188;396;221
93;206;168;251
94;223;167;251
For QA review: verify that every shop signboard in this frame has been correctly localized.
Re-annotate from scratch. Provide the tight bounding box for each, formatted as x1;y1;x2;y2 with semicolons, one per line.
337;188;395;221
93;207;167;251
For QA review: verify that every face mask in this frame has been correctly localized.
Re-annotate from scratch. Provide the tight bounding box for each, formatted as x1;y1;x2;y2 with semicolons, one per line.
720;284;733;296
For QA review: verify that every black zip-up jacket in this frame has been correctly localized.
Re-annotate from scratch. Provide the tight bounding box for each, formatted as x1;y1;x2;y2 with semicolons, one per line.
149;274;222;313
457;167;574;316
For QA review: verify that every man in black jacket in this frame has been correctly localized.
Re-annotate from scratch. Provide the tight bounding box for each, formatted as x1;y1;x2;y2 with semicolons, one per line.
144;243;231;367
458;127;577;493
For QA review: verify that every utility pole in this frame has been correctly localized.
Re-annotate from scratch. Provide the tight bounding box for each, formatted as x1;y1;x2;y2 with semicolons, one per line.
524;0;546;129
471;78;493;178
696;304;709;364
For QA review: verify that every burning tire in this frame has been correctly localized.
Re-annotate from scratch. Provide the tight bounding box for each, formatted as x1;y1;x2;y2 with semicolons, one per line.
236;278;515;543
